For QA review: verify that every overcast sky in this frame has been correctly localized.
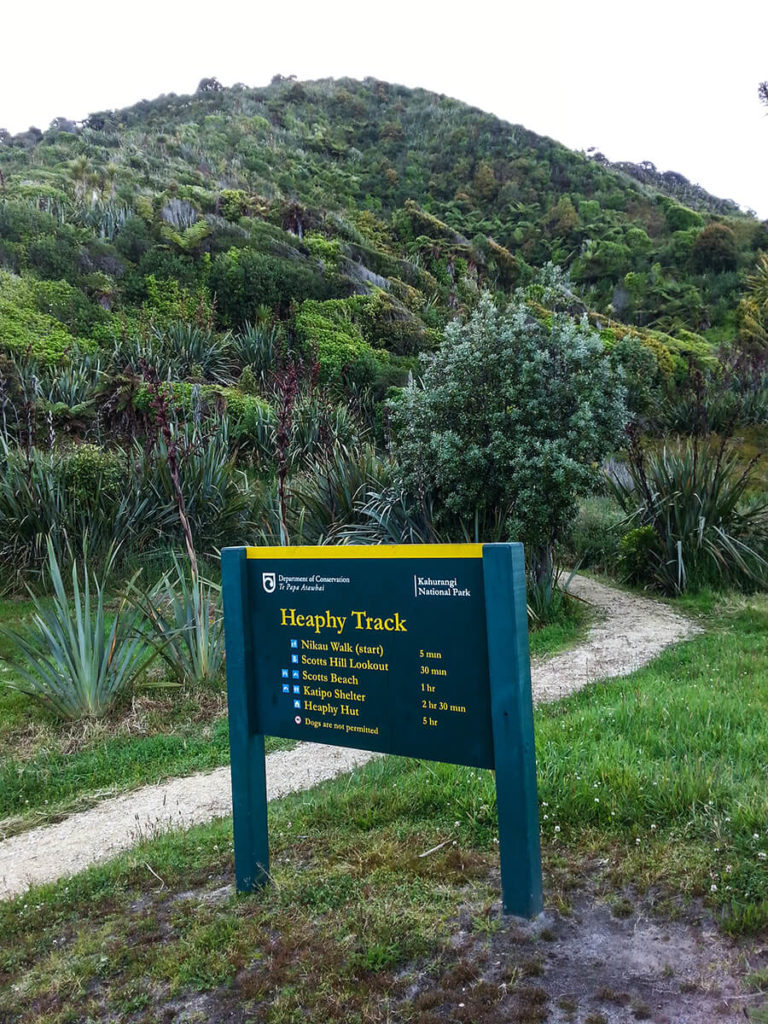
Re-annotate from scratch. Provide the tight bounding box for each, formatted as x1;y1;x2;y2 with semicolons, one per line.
3;0;767;217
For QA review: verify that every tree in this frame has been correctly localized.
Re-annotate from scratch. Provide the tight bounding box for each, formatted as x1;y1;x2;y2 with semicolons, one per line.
390;293;628;580
196;77;223;94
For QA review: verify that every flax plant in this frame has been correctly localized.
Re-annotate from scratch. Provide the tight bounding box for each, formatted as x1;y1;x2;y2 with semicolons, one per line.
0;538;151;719
129;555;224;688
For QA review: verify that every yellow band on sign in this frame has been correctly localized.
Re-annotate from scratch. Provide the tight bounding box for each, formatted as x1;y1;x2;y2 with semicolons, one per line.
244;543;483;560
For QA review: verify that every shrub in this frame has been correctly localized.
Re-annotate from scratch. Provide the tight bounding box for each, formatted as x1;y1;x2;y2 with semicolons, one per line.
111;323;233;384
0;440;145;583
390;292;628;580
289;443;394;543
229;319;283;380
131;418;253;555
617;525;663;585
692;223;738;273
567;496;625;572
294;299;382;388
607;435;768;594
129;556;224;688
209;247;340;327
0;539;151;719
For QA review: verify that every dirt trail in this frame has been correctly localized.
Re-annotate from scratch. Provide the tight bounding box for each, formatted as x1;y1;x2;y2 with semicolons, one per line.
0;576;699;900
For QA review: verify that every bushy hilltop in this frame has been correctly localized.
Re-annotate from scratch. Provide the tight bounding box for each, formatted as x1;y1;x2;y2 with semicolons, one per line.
1;74;766;379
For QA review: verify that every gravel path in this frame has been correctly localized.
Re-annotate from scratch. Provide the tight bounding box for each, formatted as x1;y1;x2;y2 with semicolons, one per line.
0;576;699;900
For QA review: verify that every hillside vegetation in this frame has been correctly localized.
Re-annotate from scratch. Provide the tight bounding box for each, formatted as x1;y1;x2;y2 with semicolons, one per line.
0;75;766;593
1;75;766;360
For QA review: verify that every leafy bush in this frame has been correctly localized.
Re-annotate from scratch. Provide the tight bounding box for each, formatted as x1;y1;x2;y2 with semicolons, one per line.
391;292;628;579
0;271;91;363
617;525;663;586
0;539;151;719
567;496;625;572
0;441;145;583
289;443;394;543
608;436;768;593
294;299;383;388
229;319;283;380
209;248;340;327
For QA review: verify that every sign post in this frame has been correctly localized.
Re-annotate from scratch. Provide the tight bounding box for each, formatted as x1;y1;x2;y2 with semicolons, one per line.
222;543;542;917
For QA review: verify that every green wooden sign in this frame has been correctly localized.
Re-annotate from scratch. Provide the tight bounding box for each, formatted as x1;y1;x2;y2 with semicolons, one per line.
222;542;542;917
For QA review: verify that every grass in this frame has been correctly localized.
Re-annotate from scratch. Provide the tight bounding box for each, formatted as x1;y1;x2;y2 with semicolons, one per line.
0;596;291;832
1;592;767;1022
528;593;594;659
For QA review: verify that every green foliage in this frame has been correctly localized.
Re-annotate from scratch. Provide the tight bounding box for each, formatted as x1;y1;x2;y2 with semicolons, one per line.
608;438;768;593
294;298;383;386
738;252;768;350
391;293;628;571
131;418;253;554
209;247;340;327
609;333;665;417
0;272;91;363
31;278;106;335
229;318;283;377
111;323;232;384
692;223;739;272
567;496;626;572
54;443;123;506
141;275;214;329
130;556;224;688
0;441;142;582
288;443;394;543
0;538;150;719
617;525;663;585
662;202;704;232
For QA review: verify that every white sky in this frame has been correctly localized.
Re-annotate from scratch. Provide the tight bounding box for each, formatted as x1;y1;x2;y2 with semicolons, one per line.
2;0;767;217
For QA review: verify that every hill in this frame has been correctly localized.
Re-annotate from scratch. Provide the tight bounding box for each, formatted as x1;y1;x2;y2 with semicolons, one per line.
1;74;765;366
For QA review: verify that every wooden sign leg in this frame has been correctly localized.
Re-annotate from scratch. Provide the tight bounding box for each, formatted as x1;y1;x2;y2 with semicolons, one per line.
222;547;270;891
482;543;543;917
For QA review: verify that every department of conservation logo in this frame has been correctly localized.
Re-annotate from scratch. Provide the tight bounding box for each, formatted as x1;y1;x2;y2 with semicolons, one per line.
262;572;276;594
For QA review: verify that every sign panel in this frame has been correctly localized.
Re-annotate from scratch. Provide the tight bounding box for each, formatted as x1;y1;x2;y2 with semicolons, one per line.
246;544;493;768
222;542;542;917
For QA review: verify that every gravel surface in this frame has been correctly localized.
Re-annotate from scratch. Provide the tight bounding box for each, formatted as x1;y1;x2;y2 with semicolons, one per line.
0;575;699;900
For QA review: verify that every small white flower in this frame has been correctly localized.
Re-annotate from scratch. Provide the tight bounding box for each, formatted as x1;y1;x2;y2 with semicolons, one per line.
554;825;560;833
635;838;641;845
758;852;767;861
710;884;717;892
725;865;733;873
650;824;656;831
754;834;760;840
594;798;599;803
